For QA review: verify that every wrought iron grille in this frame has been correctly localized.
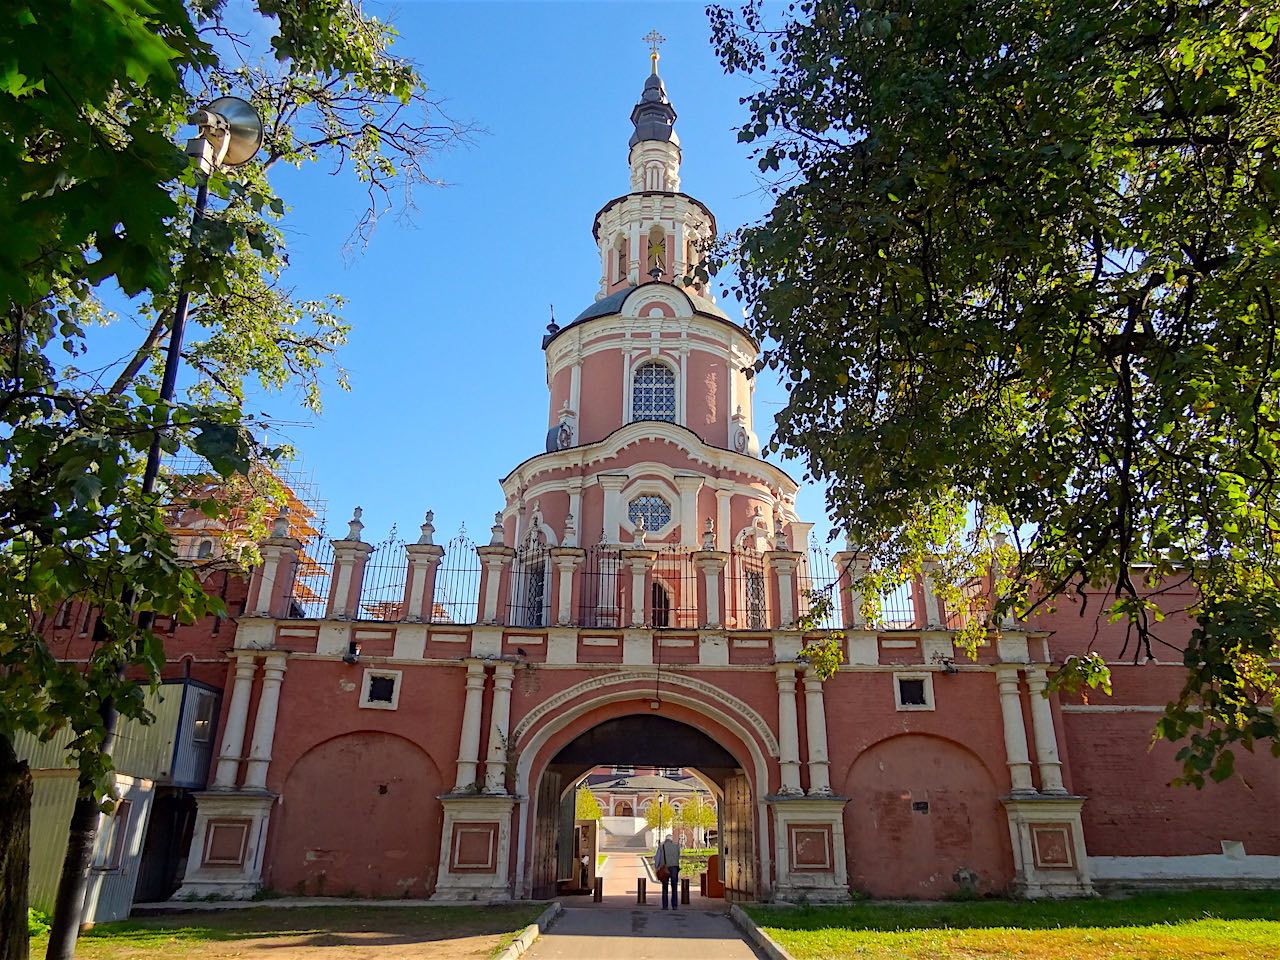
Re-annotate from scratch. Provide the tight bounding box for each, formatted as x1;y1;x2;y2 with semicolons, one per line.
283;535;334;618
357;532;407;621
628;494;672;533
630;361;676;422
652;545;698;628
432;530;480;624
725;547;768;630
877;581;919;629
578;544;624;628
799;544;842;630
508;537;551;627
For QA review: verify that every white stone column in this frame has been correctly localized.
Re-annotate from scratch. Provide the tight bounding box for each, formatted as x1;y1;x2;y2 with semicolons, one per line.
775;664;803;795
1025;666;1067;794
675;475;703;547
600;475;627;543
550;547;584;626
694;551;728;629
455;659;487;791
920;559;943;627
802;667;833;795
768;551;802;628
242;654;287;790
622;548;656;627
213;654;258;789
484;662;516;794
996;665;1036;794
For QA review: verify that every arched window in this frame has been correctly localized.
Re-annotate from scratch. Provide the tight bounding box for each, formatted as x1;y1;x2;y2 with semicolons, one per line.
614;800;634;817
652;581;671;628
614;236;627;283
196;539;214;559
647;226;667;278
631;361;676;422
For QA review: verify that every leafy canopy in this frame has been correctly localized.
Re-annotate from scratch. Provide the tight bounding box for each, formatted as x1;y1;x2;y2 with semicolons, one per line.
708;0;1280;784
0;0;465;804
575;786;604;821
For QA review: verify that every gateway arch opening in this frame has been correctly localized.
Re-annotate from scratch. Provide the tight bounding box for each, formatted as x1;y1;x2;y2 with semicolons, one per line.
529;713;758;902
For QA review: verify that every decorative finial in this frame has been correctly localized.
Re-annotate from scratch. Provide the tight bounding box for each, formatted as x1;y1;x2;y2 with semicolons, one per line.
271;504;290;539
418;510;436;545
346;506;364;542
546;304;559;336
702;518;715;551
633;514;647;546
643;29;665;74
490;511;505;546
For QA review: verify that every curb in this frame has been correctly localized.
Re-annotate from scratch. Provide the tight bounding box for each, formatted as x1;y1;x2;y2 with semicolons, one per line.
729;903;796;960
494;900;563;960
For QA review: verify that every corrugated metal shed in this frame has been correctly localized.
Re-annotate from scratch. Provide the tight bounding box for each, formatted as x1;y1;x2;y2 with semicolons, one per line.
15;682;186;780
27;770;78;914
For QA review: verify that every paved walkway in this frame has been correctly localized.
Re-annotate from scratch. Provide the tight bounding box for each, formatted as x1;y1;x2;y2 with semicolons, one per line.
525;853;761;959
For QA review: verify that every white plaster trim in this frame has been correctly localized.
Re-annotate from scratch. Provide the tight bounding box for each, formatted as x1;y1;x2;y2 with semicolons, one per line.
1089;853;1280;882
893;671;936;711
358;668;402;710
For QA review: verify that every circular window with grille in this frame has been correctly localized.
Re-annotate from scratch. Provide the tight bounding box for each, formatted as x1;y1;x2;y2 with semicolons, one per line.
628;494;672;533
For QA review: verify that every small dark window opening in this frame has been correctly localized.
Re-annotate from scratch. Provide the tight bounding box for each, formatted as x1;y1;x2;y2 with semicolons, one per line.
55;603;72;629
652;582;671;628
912;801;930;814
197;539;214;559
192;692;216;743
368;675;396;704
898;677;927;706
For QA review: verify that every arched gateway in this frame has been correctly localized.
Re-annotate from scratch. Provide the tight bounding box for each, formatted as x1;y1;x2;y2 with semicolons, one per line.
172;53;1109;910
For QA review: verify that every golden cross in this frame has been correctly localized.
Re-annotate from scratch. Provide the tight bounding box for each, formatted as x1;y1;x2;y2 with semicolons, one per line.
643;29;666;72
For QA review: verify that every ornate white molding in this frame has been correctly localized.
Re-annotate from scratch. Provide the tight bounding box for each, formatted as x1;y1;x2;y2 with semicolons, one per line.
510;669;780;757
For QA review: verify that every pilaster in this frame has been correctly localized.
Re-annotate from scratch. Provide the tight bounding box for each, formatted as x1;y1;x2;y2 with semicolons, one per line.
477;545;516;625
549;547;586;626
621;548;658;627
693;550;728;628
801;666;833;796
767;550;803;628
484;661;516;794
403;516;446;622
248;536;301;618
774;663;803;795
455;659;487;791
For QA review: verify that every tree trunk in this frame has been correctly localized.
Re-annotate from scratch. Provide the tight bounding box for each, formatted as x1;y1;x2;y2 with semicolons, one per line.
1;734;32;960
44;684;120;960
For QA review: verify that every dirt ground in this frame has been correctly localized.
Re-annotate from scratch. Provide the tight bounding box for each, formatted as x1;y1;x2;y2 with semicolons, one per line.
30;904;545;960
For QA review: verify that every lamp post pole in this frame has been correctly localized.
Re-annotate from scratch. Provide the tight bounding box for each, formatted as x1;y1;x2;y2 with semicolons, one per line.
44;99;261;960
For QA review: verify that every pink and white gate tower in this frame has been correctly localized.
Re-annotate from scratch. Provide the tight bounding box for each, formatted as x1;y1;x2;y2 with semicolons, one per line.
173;50;1279;909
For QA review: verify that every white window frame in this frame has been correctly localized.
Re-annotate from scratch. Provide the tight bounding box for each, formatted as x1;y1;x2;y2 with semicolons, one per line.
627;356;680;425
893;671;935;712
360;668;402;710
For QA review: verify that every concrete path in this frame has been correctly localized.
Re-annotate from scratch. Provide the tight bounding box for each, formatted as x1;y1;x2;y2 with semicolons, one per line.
525;852;761;959
523;906;762;959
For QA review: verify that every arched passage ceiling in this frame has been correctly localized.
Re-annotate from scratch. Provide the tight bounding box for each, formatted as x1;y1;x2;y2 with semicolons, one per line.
551;714;738;771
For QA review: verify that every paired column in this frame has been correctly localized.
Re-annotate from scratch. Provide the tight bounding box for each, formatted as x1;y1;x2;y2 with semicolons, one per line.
996;665;1036;794
454;659;487;791
213;654;259;789
775;664;803;795
802;667;833;795
484;662;516;794
243;654;288;790
1024;667;1067;793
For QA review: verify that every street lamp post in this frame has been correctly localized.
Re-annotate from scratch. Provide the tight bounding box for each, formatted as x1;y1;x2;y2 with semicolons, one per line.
44;97;263;960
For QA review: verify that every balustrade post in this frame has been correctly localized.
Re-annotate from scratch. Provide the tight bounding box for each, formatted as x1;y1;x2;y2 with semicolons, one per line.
476;511;516;625
767;549;803;629
550;546;586;625
328;507;374;619
832;550;868;628
403;512;445;622
693;550;728;629
248;506;302;618
621;547;658;627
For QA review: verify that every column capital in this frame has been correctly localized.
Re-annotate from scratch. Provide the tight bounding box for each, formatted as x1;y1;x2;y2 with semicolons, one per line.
766;550;803;570
476;544;516;564
405;542;446;562
621;548;658;568
774;662;799;684
692;550;728;570
549;546;586;565
492;660;516;683
261;653;288;675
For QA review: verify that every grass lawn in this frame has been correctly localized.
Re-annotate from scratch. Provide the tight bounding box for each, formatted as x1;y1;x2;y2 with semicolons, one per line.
746;889;1280;960
28;903;545;960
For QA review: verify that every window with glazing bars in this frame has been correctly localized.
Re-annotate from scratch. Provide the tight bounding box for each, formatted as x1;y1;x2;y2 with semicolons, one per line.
628;495;672;534
631;361;676;422
745;570;767;630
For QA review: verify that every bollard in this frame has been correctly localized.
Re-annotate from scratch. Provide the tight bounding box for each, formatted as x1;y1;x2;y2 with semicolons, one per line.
681;876;690;905
700;872;707;897
594;876;603;902
637;876;646;904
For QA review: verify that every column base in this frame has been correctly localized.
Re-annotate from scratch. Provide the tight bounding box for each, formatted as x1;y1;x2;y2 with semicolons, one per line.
768;796;852;902
174;791;276;901
431;794;518;903
1002;794;1094;898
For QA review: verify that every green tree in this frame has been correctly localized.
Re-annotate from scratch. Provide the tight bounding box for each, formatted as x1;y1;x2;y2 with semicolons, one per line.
676;795;717;846
575;786;604;821
707;0;1280;784
645;799;677;832
0;2;465;957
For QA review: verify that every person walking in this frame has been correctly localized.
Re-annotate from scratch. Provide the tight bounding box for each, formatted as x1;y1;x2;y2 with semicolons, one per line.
654;835;682;910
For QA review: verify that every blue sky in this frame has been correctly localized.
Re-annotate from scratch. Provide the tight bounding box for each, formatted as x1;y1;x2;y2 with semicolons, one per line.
188;1;835;546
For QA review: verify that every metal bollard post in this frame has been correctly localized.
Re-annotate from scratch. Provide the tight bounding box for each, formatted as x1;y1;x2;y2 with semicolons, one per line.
637;876;646;904
594;876;603;902
700;872;707;897
681;876;690;905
